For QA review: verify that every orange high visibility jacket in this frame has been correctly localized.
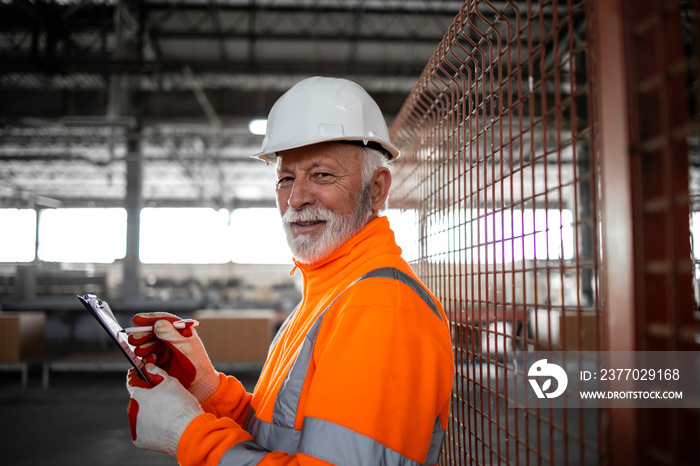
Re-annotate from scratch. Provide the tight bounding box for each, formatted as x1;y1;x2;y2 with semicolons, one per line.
177;217;454;465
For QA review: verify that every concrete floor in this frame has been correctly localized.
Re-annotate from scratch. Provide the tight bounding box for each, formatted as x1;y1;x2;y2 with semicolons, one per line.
0;355;260;466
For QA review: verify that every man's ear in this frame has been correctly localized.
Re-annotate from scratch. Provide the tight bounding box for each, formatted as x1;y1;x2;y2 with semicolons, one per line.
370;167;392;212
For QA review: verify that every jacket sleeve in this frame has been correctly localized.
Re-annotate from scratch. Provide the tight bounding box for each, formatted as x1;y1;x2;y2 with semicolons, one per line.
177;416;333;466
178;377;335;466
178;374;333;465
200;373;253;423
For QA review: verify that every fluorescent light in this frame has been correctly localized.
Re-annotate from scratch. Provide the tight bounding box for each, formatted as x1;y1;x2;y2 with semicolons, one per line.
248;119;267;135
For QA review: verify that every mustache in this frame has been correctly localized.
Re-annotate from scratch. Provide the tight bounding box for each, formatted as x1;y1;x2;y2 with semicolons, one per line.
282;207;335;224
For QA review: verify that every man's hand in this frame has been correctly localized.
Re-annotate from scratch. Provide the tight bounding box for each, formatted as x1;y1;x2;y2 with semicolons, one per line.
128;312;220;403
126;364;204;456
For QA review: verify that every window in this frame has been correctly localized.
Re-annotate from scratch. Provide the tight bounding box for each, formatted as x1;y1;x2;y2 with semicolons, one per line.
139;208;231;264
230;208;293;264
1;206;438;265
385;209;420;262
425;208;575;263
38;208;126;263
0;209;37;262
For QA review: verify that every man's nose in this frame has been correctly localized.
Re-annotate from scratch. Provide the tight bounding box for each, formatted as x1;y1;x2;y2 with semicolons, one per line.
287;178;315;210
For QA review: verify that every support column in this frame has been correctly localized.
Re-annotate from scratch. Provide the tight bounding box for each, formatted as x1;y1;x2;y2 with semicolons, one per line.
592;0;637;464
123;127;142;301
113;0;143;302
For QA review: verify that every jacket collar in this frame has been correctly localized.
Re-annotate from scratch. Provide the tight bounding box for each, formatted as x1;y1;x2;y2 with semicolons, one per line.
293;216;401;294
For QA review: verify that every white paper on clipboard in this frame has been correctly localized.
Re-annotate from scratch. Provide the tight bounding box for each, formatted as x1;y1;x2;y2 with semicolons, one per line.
78;293;151;383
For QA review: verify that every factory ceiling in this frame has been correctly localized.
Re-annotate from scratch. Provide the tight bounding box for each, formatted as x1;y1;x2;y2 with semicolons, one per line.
0;0;465;210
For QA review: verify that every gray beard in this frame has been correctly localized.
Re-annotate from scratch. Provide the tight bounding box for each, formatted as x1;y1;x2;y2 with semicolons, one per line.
281;183;373;264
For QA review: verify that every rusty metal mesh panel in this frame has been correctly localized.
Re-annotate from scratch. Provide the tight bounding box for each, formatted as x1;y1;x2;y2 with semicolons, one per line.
389;1;602;464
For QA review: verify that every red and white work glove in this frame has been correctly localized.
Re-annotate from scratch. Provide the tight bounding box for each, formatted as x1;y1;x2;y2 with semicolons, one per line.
128;312;220;403
126;363;204;455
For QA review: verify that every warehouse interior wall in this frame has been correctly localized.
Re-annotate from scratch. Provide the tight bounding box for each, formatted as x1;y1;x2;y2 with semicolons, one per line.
388;0;699;465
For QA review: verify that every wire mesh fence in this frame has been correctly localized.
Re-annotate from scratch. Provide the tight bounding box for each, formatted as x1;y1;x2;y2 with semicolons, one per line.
390;1;600;464
390;0;700;464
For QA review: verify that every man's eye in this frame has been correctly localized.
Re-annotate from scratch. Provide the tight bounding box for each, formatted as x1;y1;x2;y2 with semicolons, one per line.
314;172;333;180
277;177;294;188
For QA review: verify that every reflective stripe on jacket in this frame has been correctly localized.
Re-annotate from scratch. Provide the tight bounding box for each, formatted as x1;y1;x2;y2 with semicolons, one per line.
176;217;455;466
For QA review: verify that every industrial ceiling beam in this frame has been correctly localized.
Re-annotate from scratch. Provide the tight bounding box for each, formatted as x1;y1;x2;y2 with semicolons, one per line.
140;0;540;17
182;65;222;129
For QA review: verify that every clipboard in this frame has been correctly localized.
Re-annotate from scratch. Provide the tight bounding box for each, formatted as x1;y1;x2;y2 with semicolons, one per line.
78;293;151;383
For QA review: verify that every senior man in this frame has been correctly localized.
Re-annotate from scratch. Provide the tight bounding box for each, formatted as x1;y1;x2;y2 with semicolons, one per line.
125;77;454;466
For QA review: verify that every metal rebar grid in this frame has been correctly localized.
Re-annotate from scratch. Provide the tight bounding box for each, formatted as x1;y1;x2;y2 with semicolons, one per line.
389;1;602;464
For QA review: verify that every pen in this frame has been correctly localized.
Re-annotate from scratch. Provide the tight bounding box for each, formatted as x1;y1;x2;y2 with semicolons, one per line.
123;319;200;334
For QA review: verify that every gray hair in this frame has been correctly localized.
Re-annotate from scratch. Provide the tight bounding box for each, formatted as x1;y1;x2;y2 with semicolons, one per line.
361;147;391;186
360;147;392;212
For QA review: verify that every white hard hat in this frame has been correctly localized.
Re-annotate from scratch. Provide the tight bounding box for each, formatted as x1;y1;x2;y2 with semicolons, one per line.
252;76;400;162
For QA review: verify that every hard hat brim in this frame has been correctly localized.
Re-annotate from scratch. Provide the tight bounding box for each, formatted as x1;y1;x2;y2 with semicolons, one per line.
251;136;401;164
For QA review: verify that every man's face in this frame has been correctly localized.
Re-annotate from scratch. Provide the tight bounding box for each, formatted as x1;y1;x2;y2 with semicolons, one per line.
275;142;371;264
